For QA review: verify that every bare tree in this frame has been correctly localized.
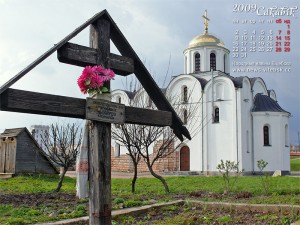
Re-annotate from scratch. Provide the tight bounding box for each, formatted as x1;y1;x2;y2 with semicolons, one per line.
112;82;202;193
135;91;201;193
41;123;82;192
112;124;141;193
131;124;174;193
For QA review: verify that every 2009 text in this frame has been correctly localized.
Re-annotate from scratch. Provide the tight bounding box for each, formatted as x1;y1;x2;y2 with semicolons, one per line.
233;4;298;18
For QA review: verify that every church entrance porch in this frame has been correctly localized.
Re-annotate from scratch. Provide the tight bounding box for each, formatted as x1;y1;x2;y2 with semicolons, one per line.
180;146;190;171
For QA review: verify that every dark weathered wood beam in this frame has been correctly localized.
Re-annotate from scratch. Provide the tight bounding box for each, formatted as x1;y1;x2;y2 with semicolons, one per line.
125;106;171;126
0;88;86;118
57;42;134;76
89;18;112;225
0;88;172;127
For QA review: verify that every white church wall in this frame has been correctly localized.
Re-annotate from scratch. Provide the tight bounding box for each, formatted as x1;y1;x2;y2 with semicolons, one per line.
111;90;131;157
252;112;290;172
252;78;268;97
184;46;229;74
111;90;131;106
111;90;136;157
203;77;237;172
204;48;228;72
235;88;243;171
224;54;230;74
112;140;128;156
239;78;253;172
282;122;290;171
167;75;203;171
132;89;151;108
184;48;205;73
214;49;223;72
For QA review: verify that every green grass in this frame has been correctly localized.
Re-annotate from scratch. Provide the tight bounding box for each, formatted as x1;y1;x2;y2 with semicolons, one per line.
291;157;300;171
113;176;300;196
0;174;299;196
0;174;76;194
0;174;299;224
0;204;87;225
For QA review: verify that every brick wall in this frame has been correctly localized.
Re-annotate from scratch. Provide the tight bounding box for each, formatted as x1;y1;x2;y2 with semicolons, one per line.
111;152;133;172
111;141;179;173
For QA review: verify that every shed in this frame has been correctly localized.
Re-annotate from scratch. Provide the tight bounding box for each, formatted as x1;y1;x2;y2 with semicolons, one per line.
0;127;58;178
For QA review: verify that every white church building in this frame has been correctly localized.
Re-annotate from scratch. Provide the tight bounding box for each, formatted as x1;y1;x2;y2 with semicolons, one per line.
111;13;290;174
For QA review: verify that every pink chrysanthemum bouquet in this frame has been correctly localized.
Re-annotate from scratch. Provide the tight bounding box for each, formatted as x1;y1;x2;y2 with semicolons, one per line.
77;66;115;95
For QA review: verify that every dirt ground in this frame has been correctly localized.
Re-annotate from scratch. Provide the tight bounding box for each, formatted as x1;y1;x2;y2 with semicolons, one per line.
1;191;300;225
115;202;300;225
0;192;80;208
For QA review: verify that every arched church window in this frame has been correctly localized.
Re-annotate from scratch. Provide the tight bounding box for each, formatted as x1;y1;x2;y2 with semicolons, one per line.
183;109;188;124
214;107;219;123
195;53;200;72
210;53;216;71
117;96;122;104
285;124;288;147
182;86;188;103
263;125;270;146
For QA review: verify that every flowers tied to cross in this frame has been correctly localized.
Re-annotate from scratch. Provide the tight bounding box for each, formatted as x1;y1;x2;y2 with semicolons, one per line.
77;65;115;95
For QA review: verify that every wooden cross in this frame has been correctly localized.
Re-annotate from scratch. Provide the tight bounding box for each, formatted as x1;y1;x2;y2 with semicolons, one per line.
0;10;191;225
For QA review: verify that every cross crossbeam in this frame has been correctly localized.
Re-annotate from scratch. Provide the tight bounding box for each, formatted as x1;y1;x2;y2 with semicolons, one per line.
0;88;172;127
58;42;134;75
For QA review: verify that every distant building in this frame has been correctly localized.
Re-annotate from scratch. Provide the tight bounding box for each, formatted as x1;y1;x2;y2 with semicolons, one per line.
290;145;300;157
291;145;300;152
30;125;49;153
0;128;58;178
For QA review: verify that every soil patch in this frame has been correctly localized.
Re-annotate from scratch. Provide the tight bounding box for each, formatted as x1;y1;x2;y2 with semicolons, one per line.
1;192;300;224
0;192;82;208
114;201;300;225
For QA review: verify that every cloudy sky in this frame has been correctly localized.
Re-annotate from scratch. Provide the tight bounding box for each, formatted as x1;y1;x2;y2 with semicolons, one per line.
0;0;299;144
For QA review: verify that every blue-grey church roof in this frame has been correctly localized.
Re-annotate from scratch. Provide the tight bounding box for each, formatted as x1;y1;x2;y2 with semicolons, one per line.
124;91;136;99
193;77;208;90
252;93;289;114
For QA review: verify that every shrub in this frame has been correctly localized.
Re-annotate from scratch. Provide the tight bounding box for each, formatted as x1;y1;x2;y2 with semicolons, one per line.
257;159;271;195
113;197;125;204
124;199;143;208
217;160;244;194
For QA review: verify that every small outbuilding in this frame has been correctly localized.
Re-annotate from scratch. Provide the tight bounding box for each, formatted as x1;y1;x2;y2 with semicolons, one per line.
0;127;58;178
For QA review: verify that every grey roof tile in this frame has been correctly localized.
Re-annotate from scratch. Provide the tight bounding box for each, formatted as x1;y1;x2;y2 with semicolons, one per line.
252;93;289;114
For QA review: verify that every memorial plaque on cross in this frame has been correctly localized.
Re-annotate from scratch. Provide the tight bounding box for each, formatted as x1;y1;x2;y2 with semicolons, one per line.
0;10;191;225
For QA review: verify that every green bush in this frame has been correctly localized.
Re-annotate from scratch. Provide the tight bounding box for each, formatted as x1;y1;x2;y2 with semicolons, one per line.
257;159;271;195
113;197;125;204
216;160;244;194
124;199;143;208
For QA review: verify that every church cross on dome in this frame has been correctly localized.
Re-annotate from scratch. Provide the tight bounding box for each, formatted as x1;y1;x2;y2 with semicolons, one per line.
202;10;210;34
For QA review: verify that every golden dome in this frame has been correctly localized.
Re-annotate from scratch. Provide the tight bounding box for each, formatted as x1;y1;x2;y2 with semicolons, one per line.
188;33;225;48
187;10;225;49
